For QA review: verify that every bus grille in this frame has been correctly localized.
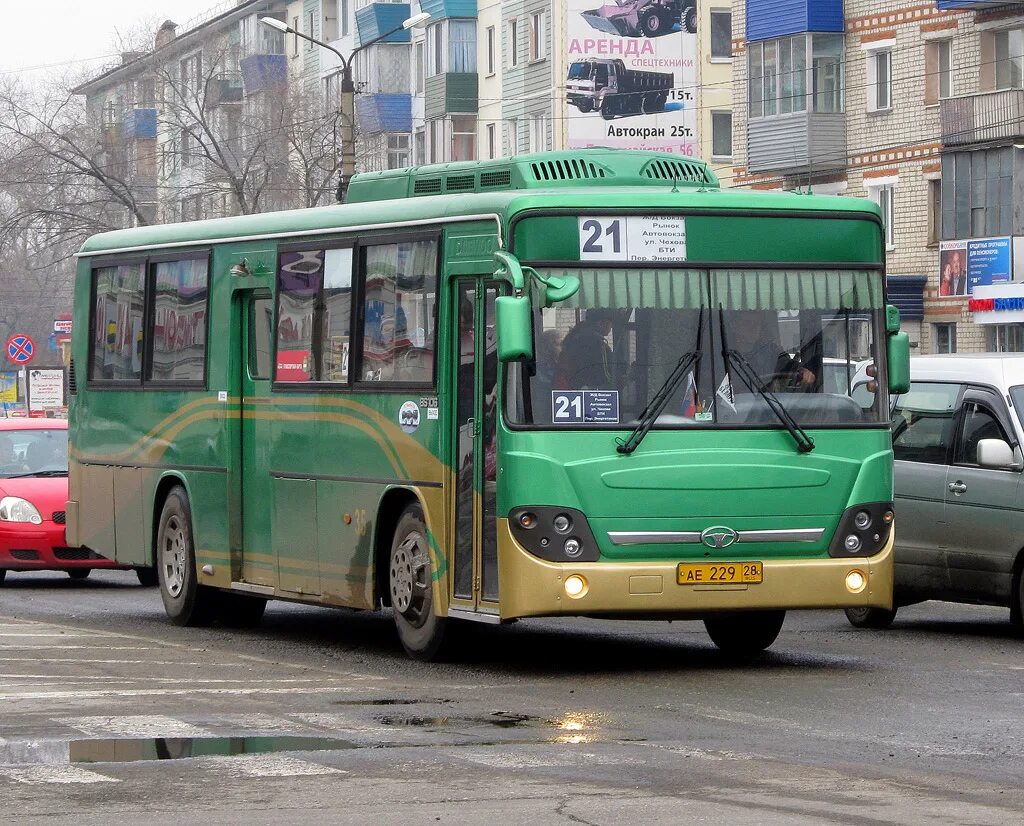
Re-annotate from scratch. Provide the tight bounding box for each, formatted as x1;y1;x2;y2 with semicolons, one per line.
53;547;98;561
68;358;77;395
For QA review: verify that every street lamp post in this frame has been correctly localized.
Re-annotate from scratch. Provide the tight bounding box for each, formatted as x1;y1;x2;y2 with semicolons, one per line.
260;12;430;203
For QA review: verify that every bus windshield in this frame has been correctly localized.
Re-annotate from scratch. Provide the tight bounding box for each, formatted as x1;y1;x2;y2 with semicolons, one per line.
507;267;886;429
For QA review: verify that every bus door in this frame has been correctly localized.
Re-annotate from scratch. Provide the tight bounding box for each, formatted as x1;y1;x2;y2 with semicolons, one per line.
451;280;501;614
238;290;277;588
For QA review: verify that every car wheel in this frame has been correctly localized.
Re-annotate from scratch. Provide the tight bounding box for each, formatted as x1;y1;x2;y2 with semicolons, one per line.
156;486;218;627
68;568;91;581
390;504;448;660
0;569;6;585
136;567;159;587
844;606;897;629
217;593;267;628
704;610;785;659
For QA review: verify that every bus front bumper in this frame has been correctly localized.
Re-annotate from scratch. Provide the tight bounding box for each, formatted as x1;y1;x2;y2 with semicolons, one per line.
496;519;894;620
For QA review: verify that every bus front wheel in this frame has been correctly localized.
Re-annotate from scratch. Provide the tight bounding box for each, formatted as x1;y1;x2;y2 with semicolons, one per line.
704;610;785;658
389;504;447;660
845;606;897;629
156;486;218;627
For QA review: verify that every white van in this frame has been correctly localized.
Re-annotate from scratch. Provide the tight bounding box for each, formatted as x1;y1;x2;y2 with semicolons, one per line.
847;354;1024;629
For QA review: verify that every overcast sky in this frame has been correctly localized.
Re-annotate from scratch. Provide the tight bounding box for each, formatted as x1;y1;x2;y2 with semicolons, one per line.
2;0;224;74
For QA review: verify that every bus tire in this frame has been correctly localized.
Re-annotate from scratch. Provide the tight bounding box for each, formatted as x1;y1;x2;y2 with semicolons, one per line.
844;606;897;629
217;593;267;628
389;504;447;660
68;568;91;580
704;610;785;658
156;486;217;627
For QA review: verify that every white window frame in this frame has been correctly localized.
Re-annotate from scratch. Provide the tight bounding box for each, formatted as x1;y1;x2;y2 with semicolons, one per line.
486;26;496;75
487;122;497;159
937;38;953;100
710;110;732;160
508;18;519;69
529;114;547;152
934;323;957;354
866;47;892;113
529;12;546;62
709;9;732;61
867;178;897;250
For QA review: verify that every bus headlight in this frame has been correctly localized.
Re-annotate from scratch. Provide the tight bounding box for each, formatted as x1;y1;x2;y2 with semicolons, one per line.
0;497;42;525
845;570;867;593
829;502;893;558
509;506;599;563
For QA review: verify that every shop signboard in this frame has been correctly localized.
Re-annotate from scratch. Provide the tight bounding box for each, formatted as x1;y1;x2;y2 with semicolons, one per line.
565;0;698;156
939;237;1012;296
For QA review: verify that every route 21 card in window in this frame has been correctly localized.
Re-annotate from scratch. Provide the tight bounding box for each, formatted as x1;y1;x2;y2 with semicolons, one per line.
552;390;620;424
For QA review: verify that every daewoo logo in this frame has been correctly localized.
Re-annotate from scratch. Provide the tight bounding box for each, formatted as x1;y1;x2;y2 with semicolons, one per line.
700;526;738;549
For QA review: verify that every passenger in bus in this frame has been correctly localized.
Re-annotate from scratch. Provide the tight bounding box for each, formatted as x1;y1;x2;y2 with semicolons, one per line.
731;310;815;391
558;309;616;390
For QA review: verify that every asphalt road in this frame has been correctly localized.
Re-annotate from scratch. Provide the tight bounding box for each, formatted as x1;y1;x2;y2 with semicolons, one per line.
1;570;1022;825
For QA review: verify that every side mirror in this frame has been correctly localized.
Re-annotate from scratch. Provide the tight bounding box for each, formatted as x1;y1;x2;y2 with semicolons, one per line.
884;304;910;394
496;295;533;362
977;438;1015;469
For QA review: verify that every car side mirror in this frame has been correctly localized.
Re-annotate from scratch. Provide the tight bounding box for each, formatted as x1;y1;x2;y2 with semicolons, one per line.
977;438;1015;469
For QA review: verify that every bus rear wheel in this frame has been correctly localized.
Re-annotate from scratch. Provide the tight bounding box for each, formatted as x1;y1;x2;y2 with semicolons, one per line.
157;486;218;627
704;610;785;659
845;606;897;629
389;504;447;660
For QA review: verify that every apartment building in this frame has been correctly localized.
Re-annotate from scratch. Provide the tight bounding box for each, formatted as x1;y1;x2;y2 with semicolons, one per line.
732;0;1024;354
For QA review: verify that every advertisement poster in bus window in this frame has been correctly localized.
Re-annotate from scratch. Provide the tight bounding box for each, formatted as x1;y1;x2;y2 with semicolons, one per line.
565;0;697;155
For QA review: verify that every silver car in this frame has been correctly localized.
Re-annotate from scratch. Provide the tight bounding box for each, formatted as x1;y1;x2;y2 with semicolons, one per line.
847;354;1024;629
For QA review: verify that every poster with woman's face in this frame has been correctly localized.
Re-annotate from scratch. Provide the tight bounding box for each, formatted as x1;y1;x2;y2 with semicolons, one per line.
939;242;968;296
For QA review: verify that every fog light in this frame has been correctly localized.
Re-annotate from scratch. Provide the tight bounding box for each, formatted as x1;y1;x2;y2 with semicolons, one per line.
853;510;871;530
846;570;866;593
564;574;588;598
553;514;572;534
844;534;862;553
518;512;537;529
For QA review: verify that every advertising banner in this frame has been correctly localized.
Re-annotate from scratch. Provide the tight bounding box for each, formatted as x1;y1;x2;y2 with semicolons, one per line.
939;237;1012;296
0;371;17;412
27;368;64;412
565;0;698;155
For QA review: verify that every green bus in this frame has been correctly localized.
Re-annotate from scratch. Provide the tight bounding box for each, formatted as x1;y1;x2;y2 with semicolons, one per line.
67;149;908;660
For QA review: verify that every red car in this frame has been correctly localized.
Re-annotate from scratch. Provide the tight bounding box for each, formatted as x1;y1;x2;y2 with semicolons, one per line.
0;419;127;583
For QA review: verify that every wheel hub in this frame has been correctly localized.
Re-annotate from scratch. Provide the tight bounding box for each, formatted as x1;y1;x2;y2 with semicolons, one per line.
161;515;187;598
390;531;429;620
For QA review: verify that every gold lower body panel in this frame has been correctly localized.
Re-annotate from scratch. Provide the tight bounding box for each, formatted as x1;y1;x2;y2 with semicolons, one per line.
496;519;894;620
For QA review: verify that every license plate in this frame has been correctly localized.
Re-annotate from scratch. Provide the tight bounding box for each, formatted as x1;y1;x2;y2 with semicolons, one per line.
677;562;763;585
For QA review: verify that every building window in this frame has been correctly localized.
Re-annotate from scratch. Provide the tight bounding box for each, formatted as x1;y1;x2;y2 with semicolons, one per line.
387;134;410;169
451;116;476;161
711;111;732;158
450;20;476;73
529;12;546;62
428;118;443;163
427;23;443;76
934;323;957;354
989;324;1024;352
180;53;201;98
414;42;424;93
748;35;806;117
487;122;496;158
925;39;953;104
994;29;1024;90
307;11;315;49
710;10;731;59
868;50;892;112
507;117;518;154
529;114;547;152
292;16;300;56
508;19;519;69
927;178;941;246
869;183;895;250
341;0;350;37
941;147;1013;240
323;0;339;41
414;128;425;164
811;34;843;113
486;26;495;75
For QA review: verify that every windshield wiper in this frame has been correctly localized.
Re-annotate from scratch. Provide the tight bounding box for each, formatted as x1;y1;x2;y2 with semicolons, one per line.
3;469;68;478
617;307;704;455
719;305;815;454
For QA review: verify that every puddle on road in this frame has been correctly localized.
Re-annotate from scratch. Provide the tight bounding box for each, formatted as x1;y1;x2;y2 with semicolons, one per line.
374;711;538;729
69;736;360;764
333;697;455;707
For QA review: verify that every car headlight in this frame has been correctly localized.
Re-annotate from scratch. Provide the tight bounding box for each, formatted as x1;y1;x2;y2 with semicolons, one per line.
0;496;43;524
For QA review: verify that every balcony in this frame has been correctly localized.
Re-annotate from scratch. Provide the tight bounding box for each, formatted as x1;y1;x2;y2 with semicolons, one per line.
419;0;477;21
746;111;846;174
424;73;478;119
240;55;287;95
357;94;413;134
208;73;244;106
936;1;1024;9
941;89;1024;147
356;3;412;47
122;108;157;140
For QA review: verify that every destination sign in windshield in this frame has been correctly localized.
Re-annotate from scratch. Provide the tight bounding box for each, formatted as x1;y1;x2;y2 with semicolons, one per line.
578;216;687;262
